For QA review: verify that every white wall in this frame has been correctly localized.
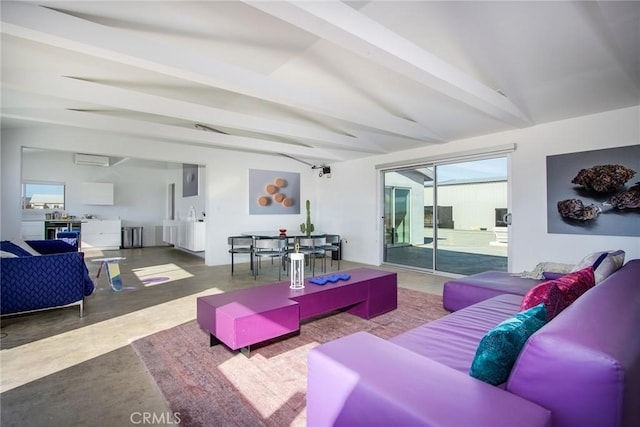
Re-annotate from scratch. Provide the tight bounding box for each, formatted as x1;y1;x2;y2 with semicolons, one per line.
203;149;317;266
316;106;640;272
1;127;315;266
3;106;638;271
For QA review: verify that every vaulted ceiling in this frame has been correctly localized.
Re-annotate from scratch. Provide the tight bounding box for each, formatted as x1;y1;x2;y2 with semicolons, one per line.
2;1;639;166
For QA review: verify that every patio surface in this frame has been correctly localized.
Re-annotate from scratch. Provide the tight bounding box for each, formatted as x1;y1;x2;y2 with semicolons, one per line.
385;229;508;275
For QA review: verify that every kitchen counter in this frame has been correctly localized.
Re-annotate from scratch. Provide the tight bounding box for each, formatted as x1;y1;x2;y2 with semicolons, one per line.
45;220;83;240
81;219;122;250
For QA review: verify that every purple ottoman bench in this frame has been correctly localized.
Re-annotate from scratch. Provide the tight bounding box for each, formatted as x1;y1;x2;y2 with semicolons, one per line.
197;290;300;352
197;268;397;355
443;271;543;312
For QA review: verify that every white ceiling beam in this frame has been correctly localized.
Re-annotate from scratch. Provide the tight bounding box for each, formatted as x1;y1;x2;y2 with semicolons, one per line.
3;73;384;154
1;107;345;161
0;1;441;141
247;1;532;127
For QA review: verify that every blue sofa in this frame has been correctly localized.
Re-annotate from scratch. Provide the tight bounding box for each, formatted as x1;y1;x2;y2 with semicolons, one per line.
1;239;95;317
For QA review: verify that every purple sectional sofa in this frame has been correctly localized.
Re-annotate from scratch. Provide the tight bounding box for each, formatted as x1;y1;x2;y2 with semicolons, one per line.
442;270;544;311
442;250;626;312
307;259;640;427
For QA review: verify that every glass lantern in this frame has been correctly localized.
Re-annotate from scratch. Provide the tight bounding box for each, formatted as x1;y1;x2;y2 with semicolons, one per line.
290;252;305;289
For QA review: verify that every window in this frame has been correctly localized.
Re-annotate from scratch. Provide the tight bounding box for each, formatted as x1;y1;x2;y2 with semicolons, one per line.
22;182;65;210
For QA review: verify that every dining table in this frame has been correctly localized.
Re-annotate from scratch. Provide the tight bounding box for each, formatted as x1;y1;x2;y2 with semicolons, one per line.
241;230;329;239
241;231;333;276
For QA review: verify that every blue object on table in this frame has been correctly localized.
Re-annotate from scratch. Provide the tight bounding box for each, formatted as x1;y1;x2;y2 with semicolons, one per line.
309;273;351;285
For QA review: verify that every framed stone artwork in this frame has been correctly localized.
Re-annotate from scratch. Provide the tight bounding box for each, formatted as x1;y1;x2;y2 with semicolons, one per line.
547;145;639;236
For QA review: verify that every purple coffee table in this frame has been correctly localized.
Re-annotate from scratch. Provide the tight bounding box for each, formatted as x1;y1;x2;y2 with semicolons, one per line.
197;268;397;355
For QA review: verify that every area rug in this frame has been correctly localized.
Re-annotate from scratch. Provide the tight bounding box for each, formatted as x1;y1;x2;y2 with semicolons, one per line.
132;288;447;426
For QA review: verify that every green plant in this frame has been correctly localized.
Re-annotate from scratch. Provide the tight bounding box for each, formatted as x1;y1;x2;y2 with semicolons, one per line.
300;199;315;236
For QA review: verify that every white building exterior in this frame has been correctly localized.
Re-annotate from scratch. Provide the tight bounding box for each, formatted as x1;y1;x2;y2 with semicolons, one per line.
424;179;507;231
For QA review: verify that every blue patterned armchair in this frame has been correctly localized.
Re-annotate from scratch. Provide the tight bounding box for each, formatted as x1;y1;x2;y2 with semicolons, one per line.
1;239;95;317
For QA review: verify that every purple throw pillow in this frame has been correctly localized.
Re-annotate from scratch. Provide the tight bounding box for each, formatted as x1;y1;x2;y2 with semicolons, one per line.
542;271;565;280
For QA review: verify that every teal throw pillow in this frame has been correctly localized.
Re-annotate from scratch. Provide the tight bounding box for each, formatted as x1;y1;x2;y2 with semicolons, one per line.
469;303;547;385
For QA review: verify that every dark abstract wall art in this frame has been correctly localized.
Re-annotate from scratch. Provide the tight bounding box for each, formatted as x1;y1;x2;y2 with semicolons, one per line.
547;145;640;236
183;163;199;197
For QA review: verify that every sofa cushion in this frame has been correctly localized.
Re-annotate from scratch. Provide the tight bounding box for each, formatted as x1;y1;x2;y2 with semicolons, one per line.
26;239;77;254
542;252;607;281
470;303;547;386
442;272;543;312
391;294;523;374
11;239;41;256
520;282;568;321
593;250;625;283
571;250;625;283
0;241;34;257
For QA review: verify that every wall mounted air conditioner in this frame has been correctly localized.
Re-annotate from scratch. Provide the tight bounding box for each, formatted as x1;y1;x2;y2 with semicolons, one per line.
74;154;110;167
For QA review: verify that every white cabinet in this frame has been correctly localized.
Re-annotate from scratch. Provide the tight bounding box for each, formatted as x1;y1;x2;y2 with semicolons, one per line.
177;221;205;252
162;220;177;245
79;182;114;205
162;220;205;252
81;219;121;250
21;221;45;240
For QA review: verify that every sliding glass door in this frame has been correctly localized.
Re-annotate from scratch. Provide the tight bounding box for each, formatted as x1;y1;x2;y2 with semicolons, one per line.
383;166;434;270
383;157;508;275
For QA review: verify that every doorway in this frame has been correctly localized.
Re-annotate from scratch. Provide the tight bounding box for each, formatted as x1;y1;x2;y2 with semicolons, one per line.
384;187;411;246
383;157;508;275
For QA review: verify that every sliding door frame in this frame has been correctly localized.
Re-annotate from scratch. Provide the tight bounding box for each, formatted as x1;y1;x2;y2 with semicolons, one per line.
377;144;515;275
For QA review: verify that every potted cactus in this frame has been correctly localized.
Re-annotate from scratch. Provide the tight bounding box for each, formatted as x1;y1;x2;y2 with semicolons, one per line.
300;199;315;237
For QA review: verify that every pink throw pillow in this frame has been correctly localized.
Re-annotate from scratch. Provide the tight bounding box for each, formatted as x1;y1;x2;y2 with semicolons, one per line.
521;282;568;321
521;267;595;320
554;266;595;304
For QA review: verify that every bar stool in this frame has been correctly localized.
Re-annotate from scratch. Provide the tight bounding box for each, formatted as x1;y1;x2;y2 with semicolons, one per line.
228;236;253;275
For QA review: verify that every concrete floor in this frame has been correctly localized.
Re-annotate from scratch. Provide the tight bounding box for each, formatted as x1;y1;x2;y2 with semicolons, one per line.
0;246;448;426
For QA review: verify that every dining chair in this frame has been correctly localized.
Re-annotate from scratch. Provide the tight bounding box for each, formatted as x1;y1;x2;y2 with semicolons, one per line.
228;236;253;275
297;236;327;276
253;237;288;280
323;234;341;270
